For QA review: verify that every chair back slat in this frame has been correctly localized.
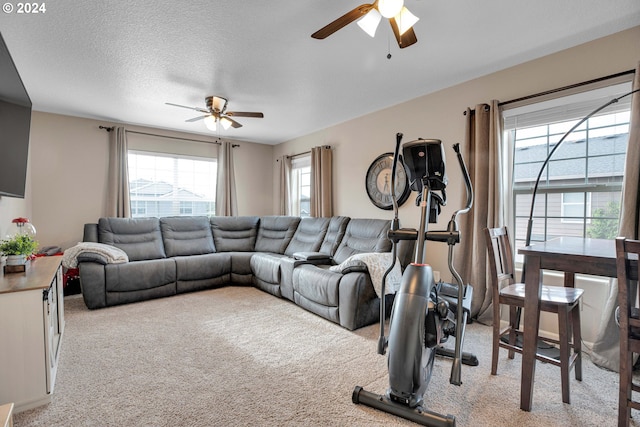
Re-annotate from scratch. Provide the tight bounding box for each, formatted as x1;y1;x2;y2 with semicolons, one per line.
485;226;516;289
616;236;640;426
617;237;640;326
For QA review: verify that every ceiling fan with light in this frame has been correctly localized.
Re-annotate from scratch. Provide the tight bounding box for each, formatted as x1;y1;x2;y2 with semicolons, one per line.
311;0;419;48
166;96;264;131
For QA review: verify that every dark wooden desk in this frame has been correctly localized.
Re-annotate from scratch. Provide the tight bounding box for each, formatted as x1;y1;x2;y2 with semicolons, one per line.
518;237;616;411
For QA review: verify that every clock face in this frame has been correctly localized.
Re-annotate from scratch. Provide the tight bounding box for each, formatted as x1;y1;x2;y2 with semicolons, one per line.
365;153;411;210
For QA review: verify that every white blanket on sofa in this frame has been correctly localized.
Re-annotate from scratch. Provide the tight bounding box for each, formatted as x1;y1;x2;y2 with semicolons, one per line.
329;252;402;298
62;242;129;268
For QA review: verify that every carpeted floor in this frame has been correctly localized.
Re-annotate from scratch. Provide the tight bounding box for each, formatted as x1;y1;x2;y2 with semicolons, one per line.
13;287;636;426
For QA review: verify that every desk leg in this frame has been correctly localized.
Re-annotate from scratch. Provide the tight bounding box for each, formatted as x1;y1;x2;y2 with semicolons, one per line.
564;272;575;288
521;255;542;411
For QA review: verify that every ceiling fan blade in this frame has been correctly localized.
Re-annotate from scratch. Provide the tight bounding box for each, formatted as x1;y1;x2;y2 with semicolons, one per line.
185;115;207;122
165;102;209;114
226;111;264;118
220;116;242;129
311;3;374;39
389;18;418;49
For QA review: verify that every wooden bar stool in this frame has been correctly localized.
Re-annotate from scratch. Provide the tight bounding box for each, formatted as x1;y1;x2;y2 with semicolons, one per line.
484;226;583;404
615;237;640;427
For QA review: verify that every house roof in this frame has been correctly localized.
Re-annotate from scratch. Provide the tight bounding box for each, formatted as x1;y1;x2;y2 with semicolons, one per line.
514;134;628;183
0;1;638;144
130;178;207;200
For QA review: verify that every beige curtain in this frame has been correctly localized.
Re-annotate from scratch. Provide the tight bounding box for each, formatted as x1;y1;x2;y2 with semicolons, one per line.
458;100;504;322
215;141;238;216
591;63;640;372
278;155;292;215
310;146;332;217
107;126;131;218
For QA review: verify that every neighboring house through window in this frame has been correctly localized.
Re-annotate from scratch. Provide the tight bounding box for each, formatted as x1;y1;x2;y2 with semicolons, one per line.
504;81;632;261
128;151;217;218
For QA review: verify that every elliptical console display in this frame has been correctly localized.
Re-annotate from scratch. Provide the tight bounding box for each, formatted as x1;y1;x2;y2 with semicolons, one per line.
353;134;475;427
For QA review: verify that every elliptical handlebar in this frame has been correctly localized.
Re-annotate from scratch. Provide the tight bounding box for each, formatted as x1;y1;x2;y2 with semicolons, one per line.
377;132;404;355
451;143;473;222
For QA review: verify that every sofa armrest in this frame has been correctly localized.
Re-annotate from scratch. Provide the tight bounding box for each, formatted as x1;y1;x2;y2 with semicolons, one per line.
293;251;332;265
78;262;107;309
77;252;109;265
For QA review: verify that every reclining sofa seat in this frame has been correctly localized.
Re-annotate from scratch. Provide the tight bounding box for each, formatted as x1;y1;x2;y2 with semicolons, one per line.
162;216;230;294
81;217;177;308
292;218;392;330
251;216;327;297
209;216;260;285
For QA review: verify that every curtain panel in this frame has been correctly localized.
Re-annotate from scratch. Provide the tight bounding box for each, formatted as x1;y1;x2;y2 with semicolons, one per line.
107;126;131;218
215;141;238;216
591;62;640;372
310;146;333;217
458;100;504;322
278;155;292;216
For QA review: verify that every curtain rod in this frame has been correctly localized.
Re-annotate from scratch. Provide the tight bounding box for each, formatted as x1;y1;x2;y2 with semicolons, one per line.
463;68;635;115
499;69;635;107
280;145;332;160
288;150;310;159
99;126;239;147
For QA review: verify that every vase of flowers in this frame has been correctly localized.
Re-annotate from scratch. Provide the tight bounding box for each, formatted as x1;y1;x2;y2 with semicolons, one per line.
0;234;38;265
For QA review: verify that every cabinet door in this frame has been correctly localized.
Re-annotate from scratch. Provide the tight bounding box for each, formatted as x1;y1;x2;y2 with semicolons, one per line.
56;266;65;335
43;285;55;394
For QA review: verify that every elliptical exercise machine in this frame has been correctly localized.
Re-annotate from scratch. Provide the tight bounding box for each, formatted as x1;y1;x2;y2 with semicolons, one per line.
353;134;474;426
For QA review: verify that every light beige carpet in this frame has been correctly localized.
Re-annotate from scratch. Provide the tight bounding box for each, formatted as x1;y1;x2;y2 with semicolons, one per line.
13;286;636;426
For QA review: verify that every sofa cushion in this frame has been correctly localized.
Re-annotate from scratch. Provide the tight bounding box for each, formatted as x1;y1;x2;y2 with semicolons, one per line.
160;216;216;257
319;216;350;256
293;265;340;307
251;253;288;284
284;217;330;257
210;216;259;252
104;258;176;292
98;217;166;261
175;253;231;293
332;218;391;264
255;216;301;254
228;252;255;285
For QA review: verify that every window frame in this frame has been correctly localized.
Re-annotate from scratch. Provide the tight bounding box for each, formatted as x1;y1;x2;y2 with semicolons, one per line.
127;150;218;218
503;80;632;259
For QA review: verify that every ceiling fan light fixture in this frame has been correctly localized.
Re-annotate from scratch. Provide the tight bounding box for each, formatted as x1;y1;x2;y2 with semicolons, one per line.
396;6;419;36
357;8;382;37
204;115;217;131
220;116;233;130
212;96;227;112
377;0;404;19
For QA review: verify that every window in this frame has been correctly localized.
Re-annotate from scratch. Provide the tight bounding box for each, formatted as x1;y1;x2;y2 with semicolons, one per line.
505;82;632;259
128;151;217;218
291;155;311;217
561;192;591;223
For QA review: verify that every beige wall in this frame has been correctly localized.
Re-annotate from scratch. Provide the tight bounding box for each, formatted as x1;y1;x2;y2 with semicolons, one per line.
275;26;639;272
274;26;640;342
25;112;273;250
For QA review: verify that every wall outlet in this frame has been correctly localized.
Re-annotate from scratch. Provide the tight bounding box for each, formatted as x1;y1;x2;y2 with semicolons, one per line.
433;270;441;283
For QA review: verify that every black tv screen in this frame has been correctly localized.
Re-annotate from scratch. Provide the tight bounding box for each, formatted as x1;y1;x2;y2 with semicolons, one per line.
0;33;31;199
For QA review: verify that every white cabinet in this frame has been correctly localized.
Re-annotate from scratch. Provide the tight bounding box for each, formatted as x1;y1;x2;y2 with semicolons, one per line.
0;257;64;412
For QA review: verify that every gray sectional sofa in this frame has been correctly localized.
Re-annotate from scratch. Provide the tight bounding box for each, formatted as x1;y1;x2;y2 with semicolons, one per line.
78;215;414;330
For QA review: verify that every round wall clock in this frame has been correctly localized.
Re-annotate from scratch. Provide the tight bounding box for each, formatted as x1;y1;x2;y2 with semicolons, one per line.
365;153;411;210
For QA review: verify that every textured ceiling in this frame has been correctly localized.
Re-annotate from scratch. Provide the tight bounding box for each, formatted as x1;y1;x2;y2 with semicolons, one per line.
0;1;638;145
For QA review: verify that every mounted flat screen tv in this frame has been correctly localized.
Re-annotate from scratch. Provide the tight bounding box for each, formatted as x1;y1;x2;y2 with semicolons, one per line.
0;33;32;198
